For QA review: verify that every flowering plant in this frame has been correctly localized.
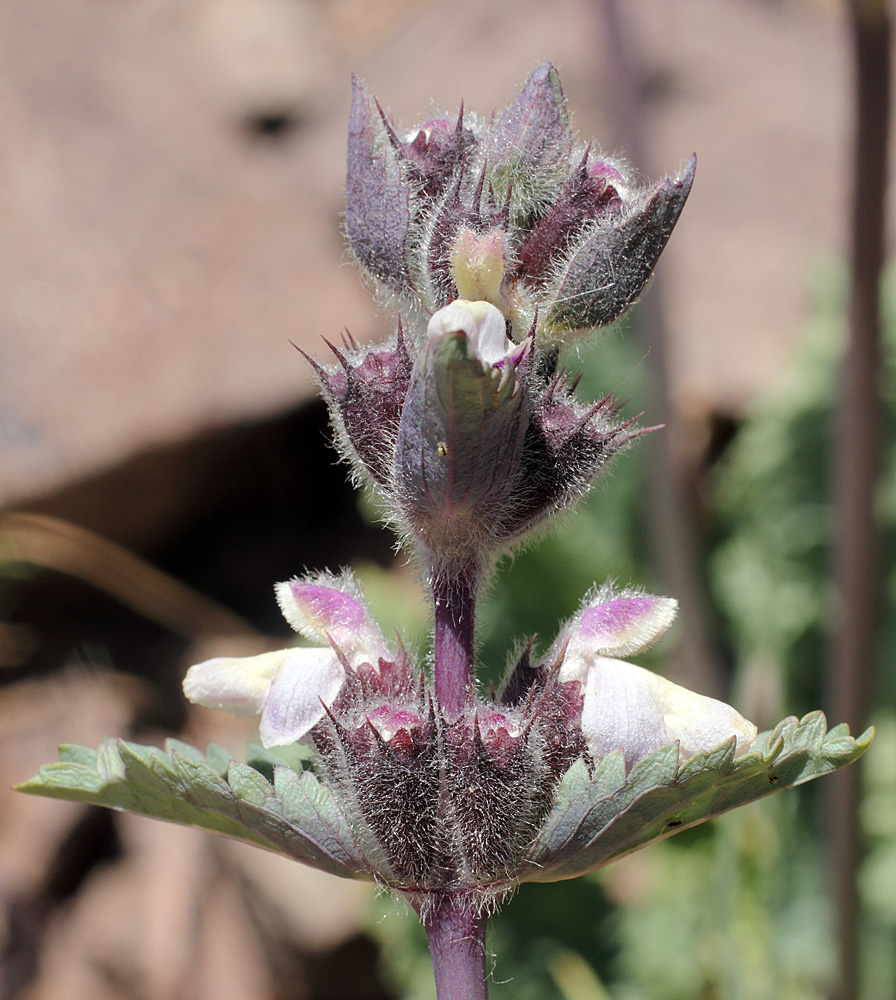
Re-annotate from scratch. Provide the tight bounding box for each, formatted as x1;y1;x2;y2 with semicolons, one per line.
19;66;871;1000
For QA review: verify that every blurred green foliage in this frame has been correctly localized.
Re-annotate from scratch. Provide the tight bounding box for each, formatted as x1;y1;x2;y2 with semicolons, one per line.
363;265;896;998
710;263;896;716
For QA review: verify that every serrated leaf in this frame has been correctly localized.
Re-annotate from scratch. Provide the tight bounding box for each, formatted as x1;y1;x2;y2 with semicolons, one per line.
16;739;376;882
227;760;276;806
165;738;232;779
25;761;106;797
592;750;627;798
245;743;294;782
677;736;737;781
521;713;872;884
96;739;127;781
204;743;238;777
58;744;98;767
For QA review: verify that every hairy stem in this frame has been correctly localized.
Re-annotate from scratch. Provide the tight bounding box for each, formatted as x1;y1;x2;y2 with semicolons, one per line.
431;567;478;719
423;895;489;1000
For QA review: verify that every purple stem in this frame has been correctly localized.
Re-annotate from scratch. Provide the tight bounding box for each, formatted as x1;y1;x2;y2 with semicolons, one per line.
431;566;477;719
422;895;489;1000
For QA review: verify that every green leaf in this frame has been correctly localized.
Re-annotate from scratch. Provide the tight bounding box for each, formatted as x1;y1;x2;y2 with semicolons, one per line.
522;712;873;883
58;743;98;767
16;738;377;882
16;714;871;894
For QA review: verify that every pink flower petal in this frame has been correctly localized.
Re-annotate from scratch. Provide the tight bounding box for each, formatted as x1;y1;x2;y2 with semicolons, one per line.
556;587;677;682
574;592;678;657
275;571;387;666
258;647;346;747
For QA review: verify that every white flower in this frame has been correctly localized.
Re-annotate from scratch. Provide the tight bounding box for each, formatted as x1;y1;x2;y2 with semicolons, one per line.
555;585;757;767
183;571;388;747
427;299;527;367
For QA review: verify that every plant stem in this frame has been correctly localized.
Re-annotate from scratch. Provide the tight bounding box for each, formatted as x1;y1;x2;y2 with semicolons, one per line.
431;567;477;719
423;895;489;1000
828;4;889;999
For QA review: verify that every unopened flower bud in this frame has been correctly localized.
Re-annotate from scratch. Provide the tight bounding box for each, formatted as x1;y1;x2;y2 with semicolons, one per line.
367;705;422;742
588;158;627;197
346;76;412;296
542;156;696;335
395;300;529;561
449;228;509;311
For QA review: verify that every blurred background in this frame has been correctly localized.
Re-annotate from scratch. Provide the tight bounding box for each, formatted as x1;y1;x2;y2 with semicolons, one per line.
1;0;894;997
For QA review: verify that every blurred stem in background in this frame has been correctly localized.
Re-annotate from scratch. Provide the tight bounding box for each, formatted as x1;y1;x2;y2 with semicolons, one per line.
592;0;723;700
830;2;889;999
596;1;892;997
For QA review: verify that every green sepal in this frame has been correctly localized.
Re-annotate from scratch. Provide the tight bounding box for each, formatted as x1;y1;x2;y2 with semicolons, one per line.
395;329;528;556
521;711;873;884
16;738;380;882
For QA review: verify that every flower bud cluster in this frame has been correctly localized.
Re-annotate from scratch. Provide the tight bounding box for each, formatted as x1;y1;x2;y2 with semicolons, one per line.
312;298;638;569
315;66;695;569
347;64;694;342
316;652;585;902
